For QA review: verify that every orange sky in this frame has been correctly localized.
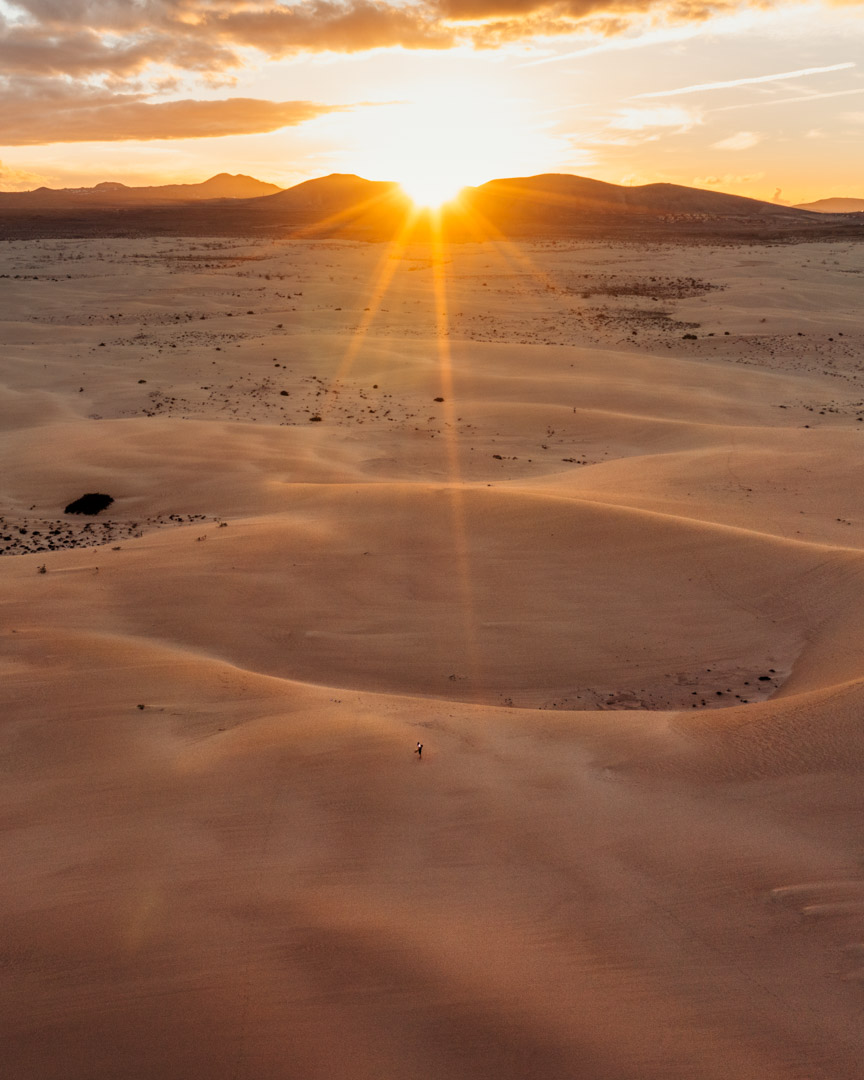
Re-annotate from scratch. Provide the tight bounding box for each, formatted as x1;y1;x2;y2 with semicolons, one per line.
0;0;863;203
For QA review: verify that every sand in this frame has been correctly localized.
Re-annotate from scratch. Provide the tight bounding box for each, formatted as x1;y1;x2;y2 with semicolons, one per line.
2;234;864;1078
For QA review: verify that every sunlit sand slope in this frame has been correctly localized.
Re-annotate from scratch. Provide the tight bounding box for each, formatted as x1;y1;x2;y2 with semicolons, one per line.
2;237;864;1079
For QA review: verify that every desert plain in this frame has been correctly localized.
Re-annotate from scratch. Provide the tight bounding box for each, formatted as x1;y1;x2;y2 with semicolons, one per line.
2;232;864;1078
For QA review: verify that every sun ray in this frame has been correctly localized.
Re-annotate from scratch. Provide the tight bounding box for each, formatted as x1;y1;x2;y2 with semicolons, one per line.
445;195;566;299
307;203;422;423
282;181;564;702
428;209;486;698
288;185;411;241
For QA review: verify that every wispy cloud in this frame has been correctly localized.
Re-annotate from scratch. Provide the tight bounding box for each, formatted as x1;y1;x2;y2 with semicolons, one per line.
520;21;706;68
633;61;856;99
714;85;864;112
0;156;50;188
693;171;764;189
712;130;761;149
587;103;702;144
610;105;702;131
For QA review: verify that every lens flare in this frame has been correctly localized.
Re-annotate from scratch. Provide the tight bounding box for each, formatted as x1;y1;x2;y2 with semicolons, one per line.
345;77;562;209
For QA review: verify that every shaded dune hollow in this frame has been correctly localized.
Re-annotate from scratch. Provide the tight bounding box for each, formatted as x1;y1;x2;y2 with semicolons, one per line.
11;482;850;710
3;237;864;1080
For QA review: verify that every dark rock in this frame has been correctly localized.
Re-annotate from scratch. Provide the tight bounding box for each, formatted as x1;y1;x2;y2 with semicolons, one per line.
65;493;114;515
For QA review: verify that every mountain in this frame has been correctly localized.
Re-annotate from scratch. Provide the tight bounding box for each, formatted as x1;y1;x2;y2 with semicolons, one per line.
241;171;819;240
794;197;864;213
251;173;403;211
0;173;282;208
2;171;862;242
248;173;416;238
246;173;412;236
459;173;814;227
156;173;283;200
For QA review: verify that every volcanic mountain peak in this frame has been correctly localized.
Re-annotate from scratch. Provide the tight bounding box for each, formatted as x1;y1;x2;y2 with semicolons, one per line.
253;172;404;209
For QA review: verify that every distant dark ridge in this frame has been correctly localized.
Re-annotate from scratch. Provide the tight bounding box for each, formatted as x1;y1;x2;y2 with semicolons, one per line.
0;173;282;209
794;197;864;214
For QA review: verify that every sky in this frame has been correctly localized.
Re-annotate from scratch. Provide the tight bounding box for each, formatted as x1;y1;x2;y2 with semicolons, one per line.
0;0;862;204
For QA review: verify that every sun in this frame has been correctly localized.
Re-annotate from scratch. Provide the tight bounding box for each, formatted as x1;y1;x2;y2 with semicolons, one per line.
343;78;560;210
398;172;464;210
375;90;491;209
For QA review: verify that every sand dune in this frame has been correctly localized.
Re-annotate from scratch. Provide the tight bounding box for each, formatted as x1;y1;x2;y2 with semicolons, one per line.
3;236;864;1078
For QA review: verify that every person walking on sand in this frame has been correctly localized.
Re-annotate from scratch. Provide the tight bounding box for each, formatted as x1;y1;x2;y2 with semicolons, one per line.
415;741;423;759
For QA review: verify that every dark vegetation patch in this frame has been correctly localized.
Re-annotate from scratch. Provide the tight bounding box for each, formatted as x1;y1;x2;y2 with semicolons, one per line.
566;272;723;300
491;665;785;711
586;307;702;333
1;512;214;556
64;493;114;515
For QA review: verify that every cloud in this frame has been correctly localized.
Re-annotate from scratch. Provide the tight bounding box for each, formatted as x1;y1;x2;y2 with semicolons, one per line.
434;0;746;21
0;1;454;68
0;0;833;75
0;20;238;75
583;103;702;145
714;84;864;111
632;61;856;99
692;171;764;187
0;157;52;189
3;0;753;31
712;129;760;149
210;2;454;55
609;104;702;130
1;0;861;152
0;84;346;144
